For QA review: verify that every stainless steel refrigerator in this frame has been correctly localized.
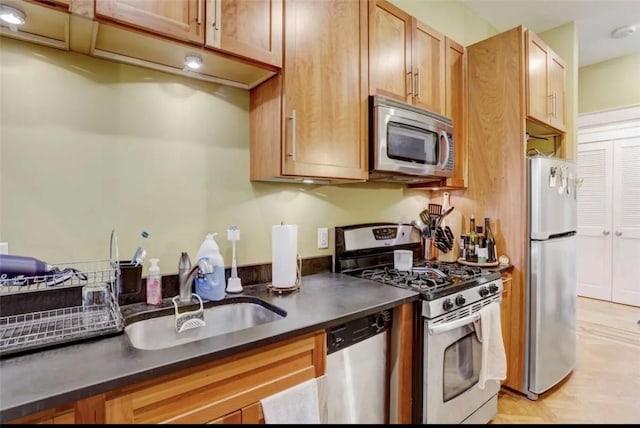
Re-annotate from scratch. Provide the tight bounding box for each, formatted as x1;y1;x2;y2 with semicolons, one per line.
526;156;577;400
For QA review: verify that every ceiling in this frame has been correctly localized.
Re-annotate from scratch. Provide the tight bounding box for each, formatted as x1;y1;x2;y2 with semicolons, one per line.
460;0;640;67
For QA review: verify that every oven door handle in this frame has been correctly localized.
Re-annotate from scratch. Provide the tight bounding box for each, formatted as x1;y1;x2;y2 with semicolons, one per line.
428;313;480;335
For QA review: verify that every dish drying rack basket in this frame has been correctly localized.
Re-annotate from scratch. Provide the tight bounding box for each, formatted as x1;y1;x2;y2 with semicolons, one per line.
0;231;125;357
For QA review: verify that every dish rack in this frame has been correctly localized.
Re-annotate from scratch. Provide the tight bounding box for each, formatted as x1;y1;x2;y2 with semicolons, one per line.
0;231;125;356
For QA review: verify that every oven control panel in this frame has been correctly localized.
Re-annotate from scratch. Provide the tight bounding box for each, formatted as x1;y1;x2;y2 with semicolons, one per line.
422;278;503;319
326;310;392;355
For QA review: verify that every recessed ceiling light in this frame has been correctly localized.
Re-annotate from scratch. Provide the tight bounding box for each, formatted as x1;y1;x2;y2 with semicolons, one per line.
611;24;637;39
0;4;26;26
184;54;203;70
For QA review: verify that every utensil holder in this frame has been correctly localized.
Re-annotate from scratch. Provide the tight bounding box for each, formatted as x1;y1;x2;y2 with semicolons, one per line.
118;261;142;295
422;237;438;261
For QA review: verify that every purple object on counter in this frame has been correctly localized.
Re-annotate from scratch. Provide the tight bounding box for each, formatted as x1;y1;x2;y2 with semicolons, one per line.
0;254;53;278
0;254;87;286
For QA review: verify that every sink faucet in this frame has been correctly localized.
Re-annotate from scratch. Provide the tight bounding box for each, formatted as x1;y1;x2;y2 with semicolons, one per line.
178;252;214;303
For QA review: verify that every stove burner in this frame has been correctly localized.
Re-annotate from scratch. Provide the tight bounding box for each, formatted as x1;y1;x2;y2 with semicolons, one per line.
354;260;498;300
361;266;451;292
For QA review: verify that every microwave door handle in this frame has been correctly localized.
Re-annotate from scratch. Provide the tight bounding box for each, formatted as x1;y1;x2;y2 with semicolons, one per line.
428;313;480;335
438;130;451;169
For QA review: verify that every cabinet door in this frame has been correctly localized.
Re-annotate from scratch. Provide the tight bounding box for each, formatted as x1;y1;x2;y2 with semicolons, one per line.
241;402;265;424
526;31;550;126
611;137;640;306
368;0;412;102
500;273;512;386
548;51;566;131
576;142;613;301
206;0;282;68
96;0;205;44
443;37;466;188
209;410;242;424
282;0;368;180
412;19;445;114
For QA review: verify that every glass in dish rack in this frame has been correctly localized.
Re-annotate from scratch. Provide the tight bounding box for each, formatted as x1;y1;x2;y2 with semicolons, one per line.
0;232;125;357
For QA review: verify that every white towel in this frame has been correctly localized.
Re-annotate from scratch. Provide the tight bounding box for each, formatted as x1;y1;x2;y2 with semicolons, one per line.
473;301;507;389
260;377;321;424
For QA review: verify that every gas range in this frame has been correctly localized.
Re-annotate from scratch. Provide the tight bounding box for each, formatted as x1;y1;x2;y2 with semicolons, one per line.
335;223;502;319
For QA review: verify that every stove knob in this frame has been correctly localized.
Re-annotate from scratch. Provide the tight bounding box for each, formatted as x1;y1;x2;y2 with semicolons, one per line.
455;295;466;306
489;284;499;294
442;299;454;311
479;286;489;297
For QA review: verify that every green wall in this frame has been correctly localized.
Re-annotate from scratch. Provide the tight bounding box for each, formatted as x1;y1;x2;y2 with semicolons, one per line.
390;0;497;45
0;37;429;272
579;54;640;113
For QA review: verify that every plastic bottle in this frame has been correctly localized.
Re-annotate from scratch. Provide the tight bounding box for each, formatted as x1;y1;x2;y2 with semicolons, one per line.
195;233;226;301
146;258;163;305
0;254;54;278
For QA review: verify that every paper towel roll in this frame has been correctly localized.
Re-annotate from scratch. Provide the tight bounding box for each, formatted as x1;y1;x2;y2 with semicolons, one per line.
272;224;298;288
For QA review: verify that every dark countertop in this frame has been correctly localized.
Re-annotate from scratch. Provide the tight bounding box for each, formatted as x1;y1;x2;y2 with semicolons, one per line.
489;264;514;274
0;272;419;422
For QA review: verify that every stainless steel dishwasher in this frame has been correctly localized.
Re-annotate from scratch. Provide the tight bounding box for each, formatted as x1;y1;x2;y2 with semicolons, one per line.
325;309;392;424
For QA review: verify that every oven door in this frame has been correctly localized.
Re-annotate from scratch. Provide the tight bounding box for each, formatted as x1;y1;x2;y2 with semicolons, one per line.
373;105;452;177
423;312;500;424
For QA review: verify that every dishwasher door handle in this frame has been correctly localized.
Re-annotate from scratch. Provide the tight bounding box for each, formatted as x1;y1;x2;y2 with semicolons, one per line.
428;313;480;335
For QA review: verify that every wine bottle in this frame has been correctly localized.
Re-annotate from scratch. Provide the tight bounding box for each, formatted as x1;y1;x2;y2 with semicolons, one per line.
467;216;478;262
478;237;488;264
484;217;497;262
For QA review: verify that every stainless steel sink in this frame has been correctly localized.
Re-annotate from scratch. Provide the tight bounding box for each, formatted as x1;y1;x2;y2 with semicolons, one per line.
124;297;286;350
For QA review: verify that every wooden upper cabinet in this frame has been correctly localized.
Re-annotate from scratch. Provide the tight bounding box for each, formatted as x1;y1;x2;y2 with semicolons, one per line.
407;37;467;191
250;0;368;182
548;51;566;130
369;0;412;102
95;0;205;44
369;0;445;115
412;20;445;114
443;37;466;188
526;30;566;132
205;0;282;68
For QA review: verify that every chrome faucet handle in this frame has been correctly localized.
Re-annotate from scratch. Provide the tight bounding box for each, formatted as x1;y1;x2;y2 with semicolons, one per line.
196;258;214;275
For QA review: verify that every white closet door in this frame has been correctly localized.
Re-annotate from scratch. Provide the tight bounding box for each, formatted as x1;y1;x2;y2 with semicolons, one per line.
576;142;613;301
612;137;640;306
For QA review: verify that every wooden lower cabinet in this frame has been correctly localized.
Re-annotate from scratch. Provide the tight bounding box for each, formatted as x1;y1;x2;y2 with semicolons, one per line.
500;272;513;386
8;406;75;424
10;330;325;425
105;330;326;423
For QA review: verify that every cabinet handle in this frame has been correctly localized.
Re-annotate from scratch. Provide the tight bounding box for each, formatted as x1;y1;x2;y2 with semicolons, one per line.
414;69;421;100
406;72;413;97
603;230;610;236
615;231;623;237
554;92;558;118
196;0;202;25
287;109;297;161
212;0;220;31
548;93;554;117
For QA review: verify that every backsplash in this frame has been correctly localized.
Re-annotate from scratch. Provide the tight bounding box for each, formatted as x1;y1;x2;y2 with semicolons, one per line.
0;255;333;316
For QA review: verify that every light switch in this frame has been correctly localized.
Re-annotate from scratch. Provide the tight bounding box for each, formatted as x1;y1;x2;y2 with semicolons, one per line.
317;228;329;249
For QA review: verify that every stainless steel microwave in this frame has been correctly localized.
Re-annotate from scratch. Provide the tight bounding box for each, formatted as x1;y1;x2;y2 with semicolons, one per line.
369;95;454;183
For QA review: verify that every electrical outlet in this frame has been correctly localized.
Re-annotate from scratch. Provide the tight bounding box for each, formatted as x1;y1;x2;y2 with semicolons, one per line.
317;227;329;249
